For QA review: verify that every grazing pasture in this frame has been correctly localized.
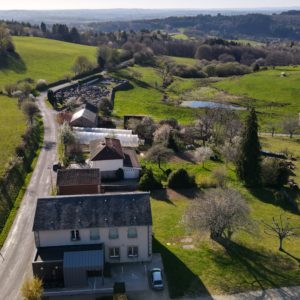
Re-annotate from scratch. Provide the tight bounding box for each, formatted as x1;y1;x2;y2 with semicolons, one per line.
0;36;97;88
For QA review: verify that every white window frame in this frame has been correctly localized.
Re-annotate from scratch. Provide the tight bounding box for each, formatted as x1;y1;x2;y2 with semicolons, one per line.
70;229;80;241
109;247;120;259
128;246;138;258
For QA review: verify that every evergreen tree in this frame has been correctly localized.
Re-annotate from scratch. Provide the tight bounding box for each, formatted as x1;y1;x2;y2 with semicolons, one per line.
40;22;47;34
236;108;261;186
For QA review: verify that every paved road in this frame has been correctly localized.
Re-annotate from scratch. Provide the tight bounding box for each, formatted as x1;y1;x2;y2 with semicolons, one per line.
0;93;57;300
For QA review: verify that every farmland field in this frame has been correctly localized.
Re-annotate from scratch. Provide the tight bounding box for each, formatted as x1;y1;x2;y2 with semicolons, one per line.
0;36;97;88
214;67;300;128
0;37;96;177
0;96;26;177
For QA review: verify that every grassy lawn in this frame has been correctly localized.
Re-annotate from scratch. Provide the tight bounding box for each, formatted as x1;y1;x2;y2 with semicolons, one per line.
0;36;97;88
166;56;199;66
0;96;26;177
170;33;190;40
214;68;300;129
260;135;300;185
144;136;300;297
0;36;96;176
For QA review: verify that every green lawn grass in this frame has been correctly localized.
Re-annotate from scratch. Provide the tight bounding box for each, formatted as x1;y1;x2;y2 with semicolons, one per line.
166;56;199;66
0;96;26;177
0;36;96;176
114;67;198;124
144;136;300;297
170;33;190;40
0;36;97;88
214;68;300;128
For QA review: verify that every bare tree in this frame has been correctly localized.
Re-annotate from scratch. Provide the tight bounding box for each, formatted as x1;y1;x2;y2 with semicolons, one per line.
153;124;171;145
21;276;43;300
145;144;173;171
21;101;39;124
130;117;156;145
71;56;94;75
212;167;227;187
282;118;299;139
222;136;241;165
184;188;251;241
267;122;277;137
194;147;213;168
59;121;75;161
262;215;300;251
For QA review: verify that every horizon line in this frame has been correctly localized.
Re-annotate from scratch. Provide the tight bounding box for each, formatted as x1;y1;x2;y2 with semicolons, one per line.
1;6;300;12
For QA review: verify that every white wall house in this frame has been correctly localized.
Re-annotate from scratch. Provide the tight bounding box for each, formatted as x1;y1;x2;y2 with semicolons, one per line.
89;138;141;179
35;225;152;263
32;192;153;288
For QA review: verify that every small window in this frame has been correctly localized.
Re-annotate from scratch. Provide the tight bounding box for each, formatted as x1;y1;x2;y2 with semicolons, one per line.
90;228;100;240
109;228;119;239
127;227;137;238
71;230;80;241
109;247;120;259
128;246;138;258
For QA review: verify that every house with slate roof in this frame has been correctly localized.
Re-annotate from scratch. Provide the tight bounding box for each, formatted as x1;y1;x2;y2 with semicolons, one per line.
89;138;141;180
32;192;152;288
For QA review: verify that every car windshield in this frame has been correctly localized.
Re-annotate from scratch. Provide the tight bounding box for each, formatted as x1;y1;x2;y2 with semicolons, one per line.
154;280;163;285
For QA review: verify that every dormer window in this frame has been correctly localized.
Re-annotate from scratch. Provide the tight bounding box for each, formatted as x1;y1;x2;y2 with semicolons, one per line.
71;230;80;241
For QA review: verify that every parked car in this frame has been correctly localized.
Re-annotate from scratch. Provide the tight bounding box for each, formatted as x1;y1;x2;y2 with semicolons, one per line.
150;268;164;290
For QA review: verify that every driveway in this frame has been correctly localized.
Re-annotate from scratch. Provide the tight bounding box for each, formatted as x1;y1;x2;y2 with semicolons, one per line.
0;93;58;300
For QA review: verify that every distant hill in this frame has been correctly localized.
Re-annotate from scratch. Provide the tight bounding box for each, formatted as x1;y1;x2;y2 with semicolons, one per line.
0;36;97;88
88;10;300;40
0;8;295;25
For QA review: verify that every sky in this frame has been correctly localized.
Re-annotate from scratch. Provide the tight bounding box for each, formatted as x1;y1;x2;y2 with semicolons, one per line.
1;0;300;10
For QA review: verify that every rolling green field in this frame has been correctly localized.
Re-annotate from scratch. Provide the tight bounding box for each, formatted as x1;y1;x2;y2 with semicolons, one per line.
0;36;97;88
146;135;300;297
0;96;26;177
0;37;96;175
166;55;199;66
114;66;198;124
214;68;300;128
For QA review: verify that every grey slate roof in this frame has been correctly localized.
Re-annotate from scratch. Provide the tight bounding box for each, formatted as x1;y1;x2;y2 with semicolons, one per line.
33;192;152;231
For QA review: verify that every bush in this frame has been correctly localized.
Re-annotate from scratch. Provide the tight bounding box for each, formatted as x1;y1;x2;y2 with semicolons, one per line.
261;158;290;187
139;169;162;191
116;168;124;180
215;62;251;77
36;79;48;91
167;169;196;189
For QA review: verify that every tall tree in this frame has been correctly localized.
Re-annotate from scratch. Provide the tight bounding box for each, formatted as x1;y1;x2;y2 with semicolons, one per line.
40;22;47;34
236;108;261;186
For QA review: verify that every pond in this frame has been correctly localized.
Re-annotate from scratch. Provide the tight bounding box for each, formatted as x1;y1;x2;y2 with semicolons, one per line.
180;100;246;110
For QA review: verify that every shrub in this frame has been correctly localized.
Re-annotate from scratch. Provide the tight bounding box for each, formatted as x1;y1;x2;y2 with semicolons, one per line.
167;168;196;189
215;62;251;77
3;83;18;96
21;276;43;300
212;167;227;187
261;158;290;187
116;168;124;180
36;79;48;91
139;169;162;191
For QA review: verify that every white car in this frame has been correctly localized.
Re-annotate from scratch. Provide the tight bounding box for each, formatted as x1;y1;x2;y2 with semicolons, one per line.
150;268;164;290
